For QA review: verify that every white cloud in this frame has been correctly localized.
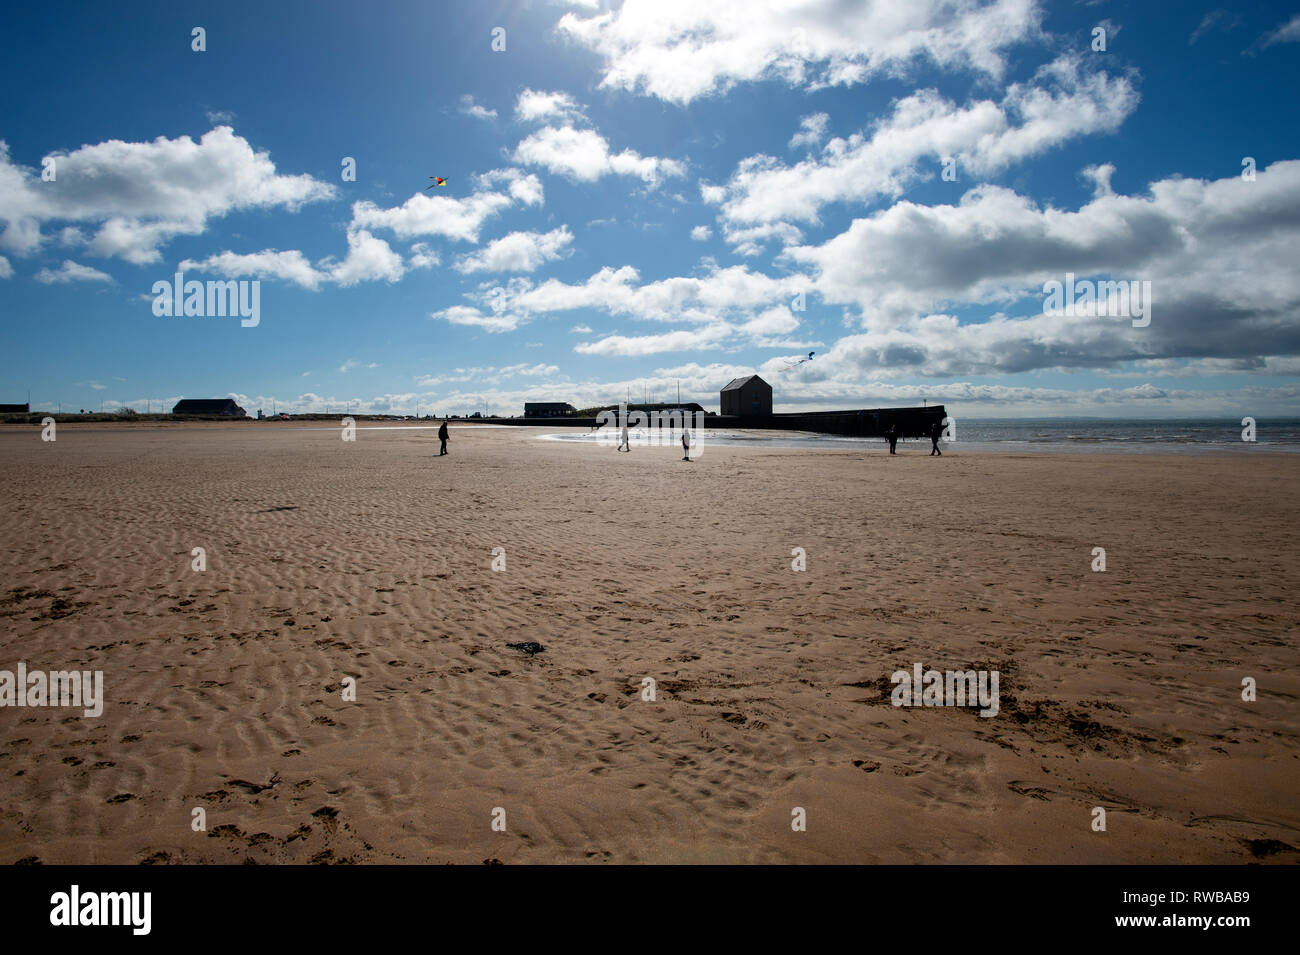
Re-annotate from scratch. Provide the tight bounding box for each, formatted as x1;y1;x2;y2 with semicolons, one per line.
574;323;733;356
0;128;335;263
570;323;593;333
788;112;830;150
784;160;1300;374
408;242;440;270
1261;14;1300;47
454;226;574;274
430;305;527;333
1190;11;1234;45
34;259;112;284
0;255;10;279
515;88;584;123
495;263;806;325
180;249;326;289
690;225;711;240
498;362;559;377
183;233;430;290
513;126;685;183
434;263;812;353
723;222;804;257
324;229;406;286
712;54;1137;245
556;0;1043;104
459;94;498;120
351;167;543;242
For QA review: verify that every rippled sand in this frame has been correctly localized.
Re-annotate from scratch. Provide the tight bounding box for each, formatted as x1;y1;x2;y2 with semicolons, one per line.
0;422;1296;863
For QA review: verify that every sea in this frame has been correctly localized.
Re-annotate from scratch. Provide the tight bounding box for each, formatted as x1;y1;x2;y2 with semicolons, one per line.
540;418;1300;455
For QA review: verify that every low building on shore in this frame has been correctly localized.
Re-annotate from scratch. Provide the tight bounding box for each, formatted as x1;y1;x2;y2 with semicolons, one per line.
523;402;576;417
172;398;246;417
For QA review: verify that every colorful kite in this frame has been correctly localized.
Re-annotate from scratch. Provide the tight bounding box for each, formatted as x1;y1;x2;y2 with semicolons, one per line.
781;351;815;371
424;177;447;190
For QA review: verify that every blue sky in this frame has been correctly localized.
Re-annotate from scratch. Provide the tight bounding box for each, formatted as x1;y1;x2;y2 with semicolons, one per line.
2;0;1299;417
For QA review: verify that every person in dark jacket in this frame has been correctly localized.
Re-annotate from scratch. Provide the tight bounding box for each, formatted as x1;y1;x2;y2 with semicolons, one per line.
885;423;899;455
930;420;943;456
438;419;449;456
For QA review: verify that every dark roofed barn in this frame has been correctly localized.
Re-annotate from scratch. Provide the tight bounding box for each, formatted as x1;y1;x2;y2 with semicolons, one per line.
172;398;246;417
720;375;772;417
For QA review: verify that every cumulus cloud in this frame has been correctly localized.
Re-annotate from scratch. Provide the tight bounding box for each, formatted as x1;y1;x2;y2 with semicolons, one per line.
433;263;812;352
34;259;113;284
513;125;686;184
324;229;406;286
555;0;1042;104
351;167;543;243
497;263;805;324
711;54;1137;246
180;249;326;289
182;229;411;289
784;160;1300;375
407;242;440;270
0;255;11;278
690;225;711;240
0;127;335;263
454;226;573;274
789;113;830;150
514;88;584;123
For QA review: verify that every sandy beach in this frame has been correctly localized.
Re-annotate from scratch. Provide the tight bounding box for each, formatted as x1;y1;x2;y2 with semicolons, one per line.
0;423;1296;864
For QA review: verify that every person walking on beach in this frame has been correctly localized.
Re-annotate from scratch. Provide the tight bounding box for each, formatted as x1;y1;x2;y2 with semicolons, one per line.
885;423;899;455
438;418;449;456
929;420;943;456
681;428;691;461
617;416;630;452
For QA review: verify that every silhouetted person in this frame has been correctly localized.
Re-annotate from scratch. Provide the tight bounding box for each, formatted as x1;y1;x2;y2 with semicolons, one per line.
885;423;899;455
930;420;943;456
438;419;449;456
681;429;691;461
